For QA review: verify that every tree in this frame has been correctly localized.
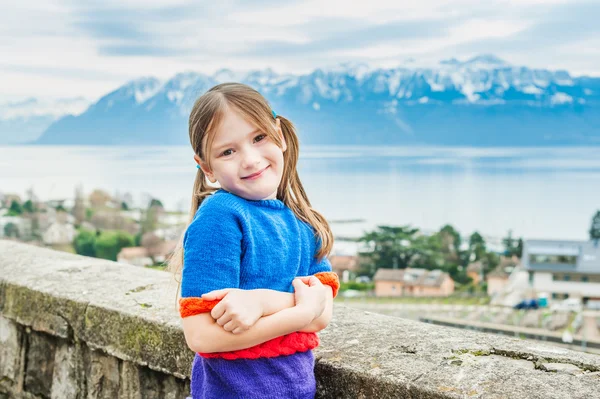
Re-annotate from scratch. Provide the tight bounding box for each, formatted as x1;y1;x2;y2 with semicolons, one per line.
438;224;461;263
590;210;600;242
468;232;486;262
141;232;164;264
73;229;97;257
358;225;421;276
89;189;112;209
140;199;164;235
22;199;35;213
95;231;135;261
409;233;445;270
4;222;19;238
502;230;520;257
72;185;86;225
7;201;23;216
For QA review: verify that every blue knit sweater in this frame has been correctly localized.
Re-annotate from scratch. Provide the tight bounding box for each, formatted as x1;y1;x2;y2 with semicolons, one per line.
181;189;331;398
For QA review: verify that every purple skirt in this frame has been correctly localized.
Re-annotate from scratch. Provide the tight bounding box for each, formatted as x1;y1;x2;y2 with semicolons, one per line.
190;350;316;399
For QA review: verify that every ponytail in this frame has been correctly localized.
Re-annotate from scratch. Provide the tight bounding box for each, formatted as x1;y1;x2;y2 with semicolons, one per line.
277;115;333;260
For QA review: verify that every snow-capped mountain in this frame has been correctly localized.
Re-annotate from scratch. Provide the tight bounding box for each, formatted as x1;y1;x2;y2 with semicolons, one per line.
26;55;600;146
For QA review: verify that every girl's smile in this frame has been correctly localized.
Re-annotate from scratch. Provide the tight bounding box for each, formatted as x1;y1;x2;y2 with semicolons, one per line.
242;165;270;180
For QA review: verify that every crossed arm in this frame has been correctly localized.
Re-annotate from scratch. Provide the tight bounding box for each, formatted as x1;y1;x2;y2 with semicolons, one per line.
180;276;336;354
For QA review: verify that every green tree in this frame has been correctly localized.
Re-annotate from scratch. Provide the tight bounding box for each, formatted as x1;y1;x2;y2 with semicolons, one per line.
438;224;461;264
358;225;421;277
502;229;518;257
4;222;19;238
590;210;600;242
7;201;23;216
22;199;35;213
516;238;523;258
73;229;97;257
468;232;486;262
149;198;164;208
95;231;135;261
409;233;445;270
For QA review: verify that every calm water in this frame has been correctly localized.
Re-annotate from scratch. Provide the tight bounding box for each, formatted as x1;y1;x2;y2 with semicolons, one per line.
2;145;600;242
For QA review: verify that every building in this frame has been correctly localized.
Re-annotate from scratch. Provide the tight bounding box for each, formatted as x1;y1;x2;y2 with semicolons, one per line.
117;240;177;267
373;268;454;297
117;247;153;267
328;255;359;283
466;261;483;285
42;222;76;245
523;239;600;304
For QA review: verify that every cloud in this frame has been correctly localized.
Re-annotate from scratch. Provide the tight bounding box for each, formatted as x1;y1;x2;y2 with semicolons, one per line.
1;0;599;100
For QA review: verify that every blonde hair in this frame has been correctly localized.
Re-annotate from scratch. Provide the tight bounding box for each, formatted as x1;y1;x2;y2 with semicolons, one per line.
167;82;333;284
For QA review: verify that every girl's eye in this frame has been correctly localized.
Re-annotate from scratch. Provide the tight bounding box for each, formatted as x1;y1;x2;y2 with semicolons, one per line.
221;149;233;157
254;134;266;143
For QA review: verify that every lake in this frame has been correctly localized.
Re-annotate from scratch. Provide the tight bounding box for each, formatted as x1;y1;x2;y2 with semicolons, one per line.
2;145;600;244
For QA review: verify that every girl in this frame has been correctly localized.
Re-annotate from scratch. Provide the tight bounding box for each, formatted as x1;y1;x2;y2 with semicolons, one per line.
168;82;340;398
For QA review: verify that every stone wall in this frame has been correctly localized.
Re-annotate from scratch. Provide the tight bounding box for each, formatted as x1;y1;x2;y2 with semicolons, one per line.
1;240;599;398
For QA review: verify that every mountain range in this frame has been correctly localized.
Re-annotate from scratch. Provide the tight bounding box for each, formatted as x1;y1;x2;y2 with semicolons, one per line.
5;55;600;146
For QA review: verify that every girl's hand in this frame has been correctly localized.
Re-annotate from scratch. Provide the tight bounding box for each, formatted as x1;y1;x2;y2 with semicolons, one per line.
292;276;327;320
202;289;263;334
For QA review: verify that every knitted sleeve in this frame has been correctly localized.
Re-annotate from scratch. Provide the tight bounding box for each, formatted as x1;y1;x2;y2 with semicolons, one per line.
180;197;242;317
309;256;339;298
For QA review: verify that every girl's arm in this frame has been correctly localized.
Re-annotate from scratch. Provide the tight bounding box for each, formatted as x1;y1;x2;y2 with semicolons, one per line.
200;272;338;333
257;285;334;333
182;279;323;353
183;304;313;353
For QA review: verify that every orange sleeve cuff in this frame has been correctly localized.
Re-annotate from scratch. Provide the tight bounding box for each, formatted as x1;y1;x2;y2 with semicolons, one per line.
179;297;221;318
314;271;340;298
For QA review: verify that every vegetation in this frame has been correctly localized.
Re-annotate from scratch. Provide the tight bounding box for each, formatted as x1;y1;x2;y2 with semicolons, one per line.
356;224;523;290
590;210;600;241
73;229;135;261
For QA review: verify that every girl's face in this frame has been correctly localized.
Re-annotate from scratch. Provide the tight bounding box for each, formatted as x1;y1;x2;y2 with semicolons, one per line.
196;108;286;201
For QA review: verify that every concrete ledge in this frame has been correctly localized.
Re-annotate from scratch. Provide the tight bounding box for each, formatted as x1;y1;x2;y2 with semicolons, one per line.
2;240;600;398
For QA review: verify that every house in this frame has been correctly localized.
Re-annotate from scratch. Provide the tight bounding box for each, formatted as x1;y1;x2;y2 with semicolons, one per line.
117;247;153;267
328;255;359;282
117;240;178;267
486;256;520;296
42;222;76;245
523;239;600;304
466;261;483;285
373;268;455;297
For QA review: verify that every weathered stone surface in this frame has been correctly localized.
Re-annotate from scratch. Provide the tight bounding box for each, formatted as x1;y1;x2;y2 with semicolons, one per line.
118;361;142;399
85;349;119;399
24;332;56;398
0;316;21;383
51;342;80;399
0;240;193;378
315;307;600;399
3;240;600;399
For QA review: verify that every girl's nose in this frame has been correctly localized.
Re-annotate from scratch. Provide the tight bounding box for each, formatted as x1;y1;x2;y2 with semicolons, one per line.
241;150;261;168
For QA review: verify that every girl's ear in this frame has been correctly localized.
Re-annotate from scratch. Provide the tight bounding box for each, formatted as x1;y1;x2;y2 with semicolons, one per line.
194;154;217;183
276;119;287;152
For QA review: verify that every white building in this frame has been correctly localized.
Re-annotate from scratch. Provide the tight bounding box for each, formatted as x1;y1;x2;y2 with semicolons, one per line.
42;222;76;245
523;239;600;304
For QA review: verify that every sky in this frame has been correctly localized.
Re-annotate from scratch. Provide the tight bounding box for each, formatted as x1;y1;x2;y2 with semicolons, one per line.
2;0;600;102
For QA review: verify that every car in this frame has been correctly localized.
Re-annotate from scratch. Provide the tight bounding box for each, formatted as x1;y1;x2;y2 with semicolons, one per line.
550;298;582;312
513;299;539;310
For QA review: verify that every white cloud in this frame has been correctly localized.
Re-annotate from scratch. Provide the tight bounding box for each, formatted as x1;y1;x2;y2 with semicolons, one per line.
0;0;599;101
